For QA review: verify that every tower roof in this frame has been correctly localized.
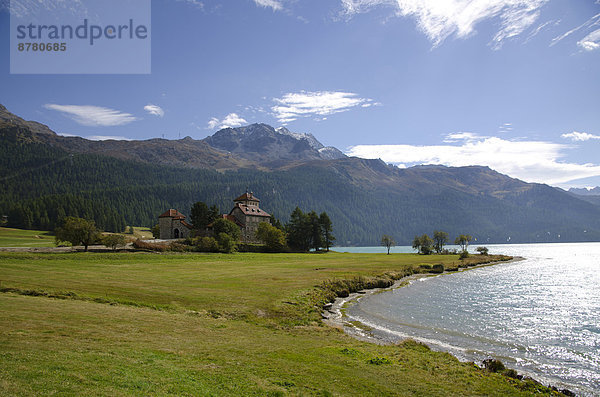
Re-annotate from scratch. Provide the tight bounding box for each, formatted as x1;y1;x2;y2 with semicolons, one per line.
158;209;186;219
233;191;260;202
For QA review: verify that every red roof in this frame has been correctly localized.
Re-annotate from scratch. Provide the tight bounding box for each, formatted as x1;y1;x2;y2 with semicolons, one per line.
180;220;193;229
233;192;260;202
159;209;186;219
232;203;271;218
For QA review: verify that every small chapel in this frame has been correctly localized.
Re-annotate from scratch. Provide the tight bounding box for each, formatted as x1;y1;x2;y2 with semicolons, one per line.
158;191;271;242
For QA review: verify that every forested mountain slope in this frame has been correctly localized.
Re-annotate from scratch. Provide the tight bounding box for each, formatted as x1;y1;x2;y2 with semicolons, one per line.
1;105;600;244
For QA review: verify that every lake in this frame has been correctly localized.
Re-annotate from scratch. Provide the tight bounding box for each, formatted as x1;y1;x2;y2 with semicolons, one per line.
339;243;600;396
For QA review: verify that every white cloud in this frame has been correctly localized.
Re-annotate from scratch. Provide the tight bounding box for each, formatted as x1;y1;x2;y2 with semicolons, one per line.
443;132;481;142
87;136;132;141
271;91;375;124
551;13;600;47
207;113;248;129
346;136;600;185
44;104;137;127
577;29;600;51
561;131;600;142
144;104;165;117
180;0;203;8
341;0;548;48
254;0;283;11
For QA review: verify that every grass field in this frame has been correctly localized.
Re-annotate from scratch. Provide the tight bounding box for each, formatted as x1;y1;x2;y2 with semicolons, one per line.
0;251;558;396
0;227;56;247
0;226;153;248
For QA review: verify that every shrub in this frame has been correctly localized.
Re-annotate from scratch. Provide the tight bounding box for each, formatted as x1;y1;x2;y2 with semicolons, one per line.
367;357;392;365
196;236;219;252
476;246;489;255
151;224;160;238
256;222;287;252
482;358;505;373
133;239;167;252
102;234;126;251
502;368;521;379
459;250;470;259
340;348;359;356
431;264;444;274
217;232;237;253
168;242;189;252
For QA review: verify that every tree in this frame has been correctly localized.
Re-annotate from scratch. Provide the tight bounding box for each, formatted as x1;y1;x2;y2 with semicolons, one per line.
102;234;126;251
212;218;240;241
190;201;220;230
412;234;433;255
476;246;489;255
319;212;335;252
381;235;395;255
55;217;100;251
216;232;237;253
286;207;311;252
455;234;473;252
433;230;449;254
270;214;284;230
151;224;160;238
256;222;287;252
308;211;324;251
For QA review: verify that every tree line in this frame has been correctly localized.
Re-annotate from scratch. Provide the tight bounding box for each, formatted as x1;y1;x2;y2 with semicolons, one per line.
381;231;476;255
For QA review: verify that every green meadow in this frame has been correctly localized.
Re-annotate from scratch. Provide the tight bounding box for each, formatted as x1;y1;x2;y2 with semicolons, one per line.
0;251;558;396
0;227;56;248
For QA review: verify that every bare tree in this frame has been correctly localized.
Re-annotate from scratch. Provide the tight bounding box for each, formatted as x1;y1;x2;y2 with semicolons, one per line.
381;234;395;255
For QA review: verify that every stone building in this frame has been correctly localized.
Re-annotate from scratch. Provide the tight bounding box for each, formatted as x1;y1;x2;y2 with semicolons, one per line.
228;191;271;243
158;209;192;239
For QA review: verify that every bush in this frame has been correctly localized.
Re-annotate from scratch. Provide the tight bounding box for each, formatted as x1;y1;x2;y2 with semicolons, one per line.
102;234;126;251
483;358;505;373
459;250;470;259
367;357;392;365
502;368;521;379
196;236;219;252
256;222;287;252
217;232;237;253
431;264;444;274
132;239;166;252
169;242;190;252
476;246;489;255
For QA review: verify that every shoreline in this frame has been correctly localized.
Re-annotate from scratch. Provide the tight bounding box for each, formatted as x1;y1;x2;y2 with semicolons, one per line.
322;256;582;396
323;256;525;339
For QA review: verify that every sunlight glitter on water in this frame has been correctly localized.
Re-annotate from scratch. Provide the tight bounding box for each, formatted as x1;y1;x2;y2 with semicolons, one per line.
345;243;600;396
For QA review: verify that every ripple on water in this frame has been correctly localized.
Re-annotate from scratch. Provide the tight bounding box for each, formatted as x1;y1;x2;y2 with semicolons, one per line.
346;243;600;396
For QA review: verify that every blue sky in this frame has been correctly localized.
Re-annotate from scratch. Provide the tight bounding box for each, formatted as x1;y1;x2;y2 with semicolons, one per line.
1;0;599;188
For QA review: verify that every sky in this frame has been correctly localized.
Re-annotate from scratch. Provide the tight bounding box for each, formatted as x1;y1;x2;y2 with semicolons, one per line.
0;0;599;188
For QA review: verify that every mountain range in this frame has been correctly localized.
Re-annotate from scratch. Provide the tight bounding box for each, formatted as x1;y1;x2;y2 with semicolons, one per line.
1;104;600;245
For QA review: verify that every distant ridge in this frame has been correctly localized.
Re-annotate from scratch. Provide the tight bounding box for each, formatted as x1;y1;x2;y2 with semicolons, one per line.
569;187;600;196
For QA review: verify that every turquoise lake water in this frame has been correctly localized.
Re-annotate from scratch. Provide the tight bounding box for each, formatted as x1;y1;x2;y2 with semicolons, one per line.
340;243;600;396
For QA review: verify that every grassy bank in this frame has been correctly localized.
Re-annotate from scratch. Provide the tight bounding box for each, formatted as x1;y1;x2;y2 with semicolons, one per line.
0;252;558;396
